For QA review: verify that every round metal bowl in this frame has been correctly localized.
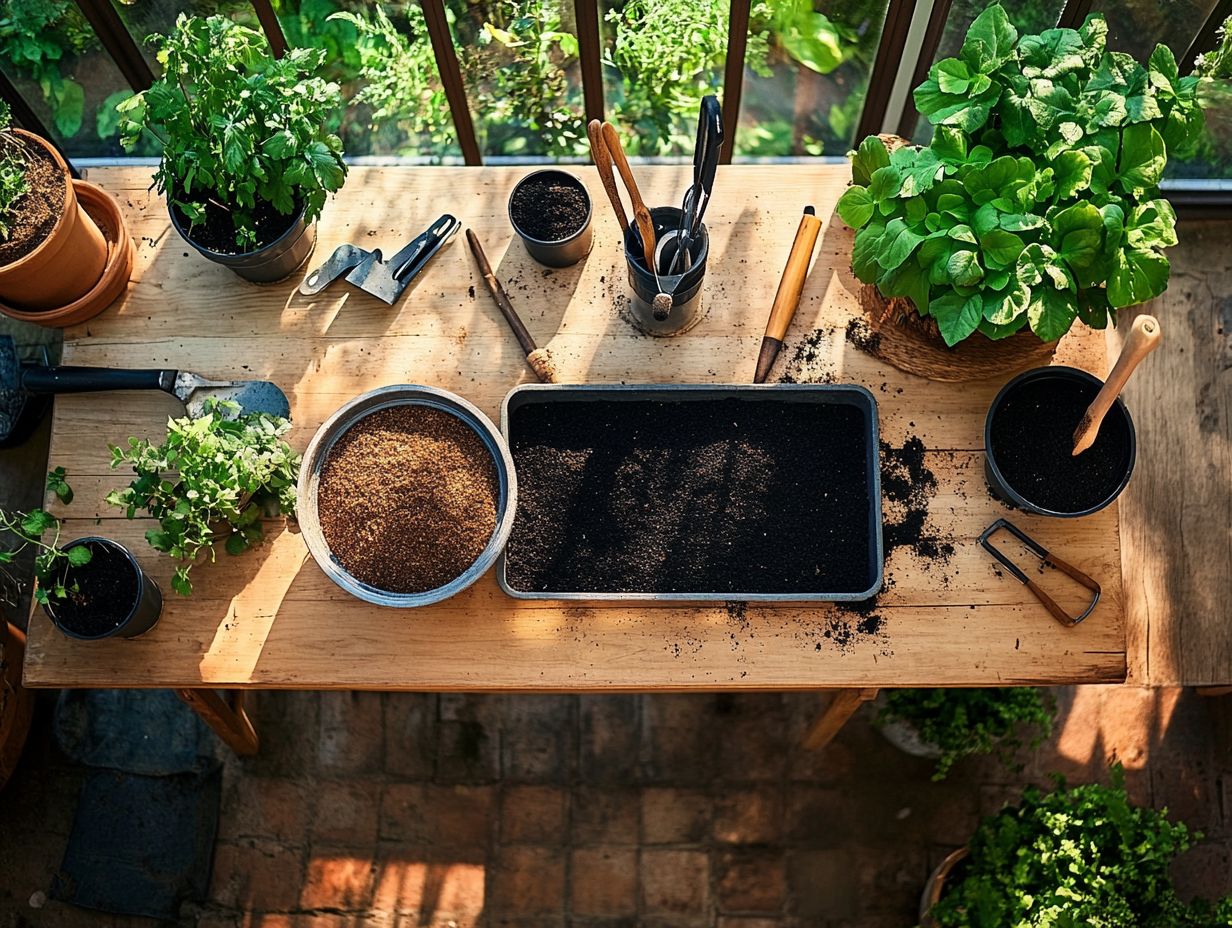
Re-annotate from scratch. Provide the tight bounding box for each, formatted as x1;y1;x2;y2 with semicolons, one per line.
297;385;517;607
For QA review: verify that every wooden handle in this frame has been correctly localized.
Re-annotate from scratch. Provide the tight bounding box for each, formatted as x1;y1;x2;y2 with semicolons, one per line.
466;228;538;358
587;119;628;232
600;122;656;270
764;208;822;341
1073;314;1161;455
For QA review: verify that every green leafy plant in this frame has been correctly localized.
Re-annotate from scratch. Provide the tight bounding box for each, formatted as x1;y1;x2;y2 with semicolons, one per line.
116;14;347;250
926;767;1232;927
0;101;28;241
0;471;90;607
46;465;73;505
0;0;93;138
105;399;300;596
838;5;1206;346
878;687;1053;780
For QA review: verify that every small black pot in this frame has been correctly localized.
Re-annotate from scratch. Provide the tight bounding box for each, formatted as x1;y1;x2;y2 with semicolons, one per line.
170;201;316;284
44;537;163;640
508;169;593;267
984;366;1136;517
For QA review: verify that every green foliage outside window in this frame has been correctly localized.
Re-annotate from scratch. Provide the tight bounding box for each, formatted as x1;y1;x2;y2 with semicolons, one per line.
0;0;92;138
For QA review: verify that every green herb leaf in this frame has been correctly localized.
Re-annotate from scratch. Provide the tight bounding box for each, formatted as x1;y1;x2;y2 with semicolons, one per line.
66;545;93;567
876;219;926;271
959;4;1017;74
836;186;874;228
1108;247;1169;306
930;292;983;346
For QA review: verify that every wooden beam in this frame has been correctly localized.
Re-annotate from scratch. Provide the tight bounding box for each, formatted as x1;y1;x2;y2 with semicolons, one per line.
720;0;751;163
855;0;917;142
176;688;259;755
574;0;604;124
72;0;154;92
895;0;954;140
421;0;482;165
1181;0;1232;74
251;0;289;59
1055;0;1095;31
802;688;879;751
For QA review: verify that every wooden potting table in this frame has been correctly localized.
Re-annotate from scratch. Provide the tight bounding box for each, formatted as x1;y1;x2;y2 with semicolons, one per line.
23;166;1127;753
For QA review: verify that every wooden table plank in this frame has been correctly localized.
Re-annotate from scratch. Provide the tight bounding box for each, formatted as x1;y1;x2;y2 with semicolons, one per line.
24;166;1126;690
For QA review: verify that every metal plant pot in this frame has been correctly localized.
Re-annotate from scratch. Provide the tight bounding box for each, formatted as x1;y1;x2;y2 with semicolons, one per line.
170;200;316;284
44;537;163;640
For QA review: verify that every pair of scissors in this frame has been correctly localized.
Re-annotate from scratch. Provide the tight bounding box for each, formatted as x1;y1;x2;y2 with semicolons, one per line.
668;96;724;275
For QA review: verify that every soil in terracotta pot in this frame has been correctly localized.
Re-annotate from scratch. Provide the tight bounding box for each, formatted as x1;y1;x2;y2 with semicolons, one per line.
172;195;300;255
0;140;64;265
511;176;587;241
317;405;500;593
51;542;139;637
990;376;1132;512
506;398;873;594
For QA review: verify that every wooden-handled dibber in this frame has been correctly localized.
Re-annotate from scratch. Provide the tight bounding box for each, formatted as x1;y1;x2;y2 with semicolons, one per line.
466;229;558;383
754;206;823;383
1072;314;1161;455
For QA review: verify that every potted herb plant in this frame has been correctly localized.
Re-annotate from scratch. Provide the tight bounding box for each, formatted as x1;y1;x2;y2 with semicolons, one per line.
106;399;300;595
117;15;347;282
0;472;162;640
876;687;1054;780
920;768;1232;927
837;5;1205;352
0;101;110;313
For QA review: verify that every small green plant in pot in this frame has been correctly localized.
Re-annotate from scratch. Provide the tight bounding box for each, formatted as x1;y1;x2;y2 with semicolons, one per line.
877;687;1054;780
838;5;1205;348
106;399;301;596
116;15;347;282
1;471;162;639
922;767;1232;927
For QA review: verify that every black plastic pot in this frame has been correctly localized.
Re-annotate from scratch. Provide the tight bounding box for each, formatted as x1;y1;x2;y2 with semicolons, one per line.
44;537;163;640
170;201;316;284
623;205;709;336
508;169;593;267
984;366;1136;517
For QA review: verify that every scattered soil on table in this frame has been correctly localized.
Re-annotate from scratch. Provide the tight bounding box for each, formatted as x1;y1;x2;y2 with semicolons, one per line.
171;194;300;254
50;542;138;638
777;329;836;384
880;436;955;565
511;175;588;242
506;398;875;595
0;140;64;265
990;375;1131;512
846;317;882;355
317;405;499;593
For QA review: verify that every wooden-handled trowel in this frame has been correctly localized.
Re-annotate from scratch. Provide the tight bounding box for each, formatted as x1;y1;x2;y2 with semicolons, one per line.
0;335;290;448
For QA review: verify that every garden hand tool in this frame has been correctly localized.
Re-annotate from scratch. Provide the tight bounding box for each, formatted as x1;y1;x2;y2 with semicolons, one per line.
598;123;672;320
979;518;1101;627
1072;314;1160;455
668;95;723;275
587;119;629;232
754;205;822;383
465;229;559;383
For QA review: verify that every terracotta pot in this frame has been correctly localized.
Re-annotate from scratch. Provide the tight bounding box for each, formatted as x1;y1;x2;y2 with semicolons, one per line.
0;131;107;310
0;622;33;791
918;847;969;927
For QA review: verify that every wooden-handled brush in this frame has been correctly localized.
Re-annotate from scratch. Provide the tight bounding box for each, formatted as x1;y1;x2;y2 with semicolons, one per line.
1072;314;1160;455
587;119;628;232
754;206;822;383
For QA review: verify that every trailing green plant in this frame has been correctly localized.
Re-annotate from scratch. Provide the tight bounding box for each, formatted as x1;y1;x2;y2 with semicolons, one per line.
0;0;93;138
116;14;347;250
0;471;90;607
926;767;1232;927
878;687;1053;780
0;101;28;241
105;399;300;596
838;5;1206;346
1194;13;1232;79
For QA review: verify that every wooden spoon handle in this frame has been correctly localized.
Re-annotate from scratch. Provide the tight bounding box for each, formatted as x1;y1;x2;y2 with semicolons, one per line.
587;119;628;232
600;122;656;270
1072;314;1161;455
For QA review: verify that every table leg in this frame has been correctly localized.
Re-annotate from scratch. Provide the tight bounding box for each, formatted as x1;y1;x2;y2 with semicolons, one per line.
176;688;259;755
801;687;878;750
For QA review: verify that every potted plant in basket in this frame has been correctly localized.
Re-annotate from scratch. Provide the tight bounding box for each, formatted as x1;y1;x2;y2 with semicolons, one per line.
920;767;1232;927
837;5;1205;360
116;15;347;282
877;687;1054;780
0;471;162;640
106;398;300;595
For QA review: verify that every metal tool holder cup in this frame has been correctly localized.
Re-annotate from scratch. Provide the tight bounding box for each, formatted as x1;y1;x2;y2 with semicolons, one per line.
623;205;709;336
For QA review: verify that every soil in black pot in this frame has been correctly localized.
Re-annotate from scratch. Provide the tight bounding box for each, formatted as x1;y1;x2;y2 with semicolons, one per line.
172;195;300;255
511;176;588;242
0;140;65;265
506;398;874;594
317;405;499;594
51;541;140;637
989;375;1132;513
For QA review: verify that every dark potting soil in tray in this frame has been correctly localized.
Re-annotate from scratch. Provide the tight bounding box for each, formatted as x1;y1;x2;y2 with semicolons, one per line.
52;542;139;637
0;140;65;265
511;176;588;242
317;405;500;594
990;376;1131;513
171;195;301;254
506;398;874;594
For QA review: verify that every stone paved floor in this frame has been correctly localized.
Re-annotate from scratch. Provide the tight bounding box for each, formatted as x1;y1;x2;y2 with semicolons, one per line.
0;685;1229;927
